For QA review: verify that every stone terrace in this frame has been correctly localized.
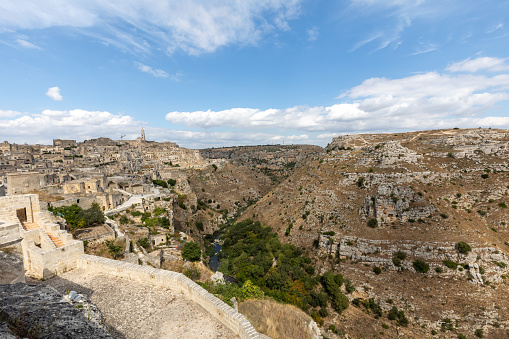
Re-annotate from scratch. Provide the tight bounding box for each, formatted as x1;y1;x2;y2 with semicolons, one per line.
30;268;239;339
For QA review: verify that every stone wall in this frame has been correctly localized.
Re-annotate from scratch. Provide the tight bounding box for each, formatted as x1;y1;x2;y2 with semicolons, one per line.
6;172;42;195
77;254;263;339
0;194;40;223
23;238;84;279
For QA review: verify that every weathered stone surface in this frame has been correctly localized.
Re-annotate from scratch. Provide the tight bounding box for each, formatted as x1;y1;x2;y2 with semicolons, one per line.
0;283;113;339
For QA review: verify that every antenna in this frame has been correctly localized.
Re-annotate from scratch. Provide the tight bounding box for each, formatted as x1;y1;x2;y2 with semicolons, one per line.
120;135;126;141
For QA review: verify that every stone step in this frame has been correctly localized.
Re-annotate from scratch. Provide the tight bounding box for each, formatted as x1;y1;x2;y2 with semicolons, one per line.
47;233;64;248
22;222;40;231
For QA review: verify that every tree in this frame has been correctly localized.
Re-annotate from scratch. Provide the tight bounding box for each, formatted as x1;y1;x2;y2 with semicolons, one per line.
80;202;105;226
182;241;201;262
105;240;123;259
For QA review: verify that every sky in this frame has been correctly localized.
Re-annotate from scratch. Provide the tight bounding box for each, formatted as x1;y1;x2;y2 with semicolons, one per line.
1;0;509;148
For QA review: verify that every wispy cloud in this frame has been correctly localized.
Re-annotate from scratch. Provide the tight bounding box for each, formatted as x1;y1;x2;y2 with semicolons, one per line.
306;26;319;41
135;62;168;78
446;57;509;73
15;39;41;49
45;87;63;101
486;23;503;34
0;1;303;55
410;42;437;55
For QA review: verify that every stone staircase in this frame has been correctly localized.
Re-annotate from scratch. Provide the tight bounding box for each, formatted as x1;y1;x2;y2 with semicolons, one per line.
22;218;67;248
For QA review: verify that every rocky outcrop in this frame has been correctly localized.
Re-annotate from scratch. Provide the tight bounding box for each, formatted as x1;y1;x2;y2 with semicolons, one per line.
0;283;112;339
359;183;435;224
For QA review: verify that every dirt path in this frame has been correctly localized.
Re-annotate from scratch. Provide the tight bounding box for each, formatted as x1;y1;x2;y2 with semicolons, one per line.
32;269;238;339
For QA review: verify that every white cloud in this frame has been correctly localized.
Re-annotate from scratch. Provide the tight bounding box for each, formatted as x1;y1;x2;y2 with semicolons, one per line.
45;87;63;101
166;63;509;137
15;39;41;49
0;109;139;144
446;57;509;73
0;108;312;148
0;110;22;118
0;1;302;55
135;62;168;78
306;26;319;41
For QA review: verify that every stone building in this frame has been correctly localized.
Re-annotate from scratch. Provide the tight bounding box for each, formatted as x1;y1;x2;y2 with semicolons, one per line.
6;172;42;195
0;194;83;279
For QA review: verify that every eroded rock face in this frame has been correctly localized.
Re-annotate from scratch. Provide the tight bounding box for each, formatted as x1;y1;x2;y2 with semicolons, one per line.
360;183;435;224
0;283;112;339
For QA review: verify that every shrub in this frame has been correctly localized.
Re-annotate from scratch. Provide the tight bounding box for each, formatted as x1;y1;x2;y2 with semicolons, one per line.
367;218;378;228
388;307;408;327
345;279;355;294
413;260;429;273
435;267;442;273
373;266;382;275
392;257;402;266
475;328;484;338
152;179;168;188
477;210;487;216
455;241;472;254
481;174;489;179
137;237;150;250
498;202;507;208
182;241;201;262
318;307;328;318
443;260;458;269
184;266;201;280
105;240;123;259
440;213;448;219
394;251;407;260
167;178;177;186
195;221;204;231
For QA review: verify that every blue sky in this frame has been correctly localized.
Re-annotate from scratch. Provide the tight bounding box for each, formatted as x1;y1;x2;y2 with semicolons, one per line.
1;0;509;148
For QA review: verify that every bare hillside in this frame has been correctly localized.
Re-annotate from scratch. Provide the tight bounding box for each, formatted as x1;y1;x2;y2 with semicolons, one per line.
239;128;509;338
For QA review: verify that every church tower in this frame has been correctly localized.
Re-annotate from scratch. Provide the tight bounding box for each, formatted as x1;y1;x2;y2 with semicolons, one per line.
141;127;146;141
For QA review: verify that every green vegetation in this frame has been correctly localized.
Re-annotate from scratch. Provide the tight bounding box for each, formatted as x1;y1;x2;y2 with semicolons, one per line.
216;219;349;313
182;241;201;262
388;306;408;327
167;178;177;186
48;202;105;233
153;207;167;217
137;237;150;250
152;179;168;188
392;251;406;266
481;174;489;179
412;259;429;273
105;240;123;259
455;241;472;254
443;260;458;269
367;218;378;228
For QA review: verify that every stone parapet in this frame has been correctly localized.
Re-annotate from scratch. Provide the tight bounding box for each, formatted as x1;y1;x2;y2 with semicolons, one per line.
77;254;264;339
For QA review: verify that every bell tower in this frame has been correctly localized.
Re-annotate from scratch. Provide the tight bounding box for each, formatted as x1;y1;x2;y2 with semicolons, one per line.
141;127;146;141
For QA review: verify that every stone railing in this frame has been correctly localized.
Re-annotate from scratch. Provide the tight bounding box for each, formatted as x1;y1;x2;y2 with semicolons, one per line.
77;254;264;339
